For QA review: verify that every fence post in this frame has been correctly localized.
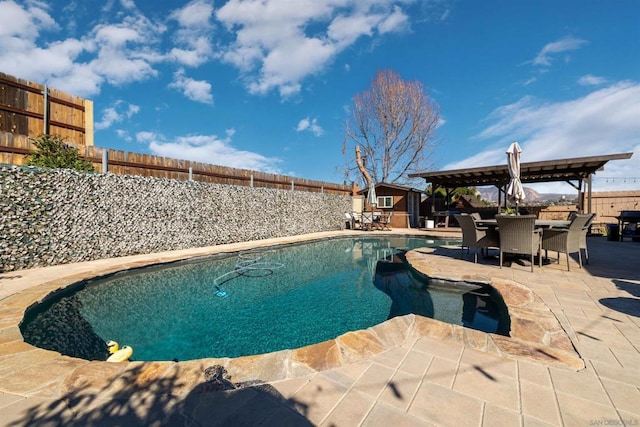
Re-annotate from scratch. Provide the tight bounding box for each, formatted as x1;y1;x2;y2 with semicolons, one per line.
42;85;50;135
189;167;193;181
250;174;254;187
291;180;294;191
102;149;108;174
321;185;324;194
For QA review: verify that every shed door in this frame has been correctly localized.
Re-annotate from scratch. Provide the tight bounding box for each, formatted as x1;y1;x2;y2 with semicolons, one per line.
408;192;420;227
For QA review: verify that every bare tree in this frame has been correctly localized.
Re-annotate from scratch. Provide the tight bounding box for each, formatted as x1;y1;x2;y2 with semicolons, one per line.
343;69;440;186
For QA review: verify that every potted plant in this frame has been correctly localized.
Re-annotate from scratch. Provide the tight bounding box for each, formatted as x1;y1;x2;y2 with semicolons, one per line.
502;207;517;215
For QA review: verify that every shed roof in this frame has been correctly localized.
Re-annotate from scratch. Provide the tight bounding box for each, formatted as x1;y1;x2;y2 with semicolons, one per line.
455;194;485;208
356;182;425;195
408;153;633;188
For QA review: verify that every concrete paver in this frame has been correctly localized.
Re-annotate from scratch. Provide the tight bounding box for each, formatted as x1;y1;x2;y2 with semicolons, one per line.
453;362;520;411
320;389;375;426
408;380;484;426
423;356;459;389
482;403;522;427
520;380;562;425
377;369;421;411
362;402;434;427
0;230;638;426
517;360;552;387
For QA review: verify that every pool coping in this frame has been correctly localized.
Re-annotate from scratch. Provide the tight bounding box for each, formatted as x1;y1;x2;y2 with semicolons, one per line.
0;229;583;403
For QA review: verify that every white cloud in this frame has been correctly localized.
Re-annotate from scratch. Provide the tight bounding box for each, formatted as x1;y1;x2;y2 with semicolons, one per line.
135;131;159;143
95;108;120;130
168;68;213;104
0;0;56;38
87;12;165;86
0;0;418;102
377;5;409;34
0;0;164;96
578;74;608;86
94;25;141;46
115;129;133;141
95;101;140;130
445;81;640;192
120;0;136;10
170;0;213;28
532;35;587;67
328;13;380;47
0;1;78;83
296;117;324;136
216;0;418;98
168;0;214;67
138;131;283;173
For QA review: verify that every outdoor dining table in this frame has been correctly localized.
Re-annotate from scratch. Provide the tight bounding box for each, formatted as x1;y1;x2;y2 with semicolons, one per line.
476;219;571;229
474;218;571;265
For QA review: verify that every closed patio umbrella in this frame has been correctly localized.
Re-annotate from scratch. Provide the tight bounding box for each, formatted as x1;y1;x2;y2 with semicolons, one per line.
367;183;377;209
362;183;378;230
506;141;525;212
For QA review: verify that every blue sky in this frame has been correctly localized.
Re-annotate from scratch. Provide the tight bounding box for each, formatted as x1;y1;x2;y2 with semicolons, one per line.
1;0;639;193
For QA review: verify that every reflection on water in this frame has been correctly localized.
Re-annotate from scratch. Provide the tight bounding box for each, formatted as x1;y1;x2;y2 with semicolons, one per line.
20;286;109;360
373;252;510;335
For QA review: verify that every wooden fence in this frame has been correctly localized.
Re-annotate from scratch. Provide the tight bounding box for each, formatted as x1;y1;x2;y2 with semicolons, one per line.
581;191;640;220
0;72;93;146
0;132;354;195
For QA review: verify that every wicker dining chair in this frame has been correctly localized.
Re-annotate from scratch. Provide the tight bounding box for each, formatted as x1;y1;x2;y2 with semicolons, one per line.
495;214;541;272
454;214;500;263
580;213;596;264
542;213;593;271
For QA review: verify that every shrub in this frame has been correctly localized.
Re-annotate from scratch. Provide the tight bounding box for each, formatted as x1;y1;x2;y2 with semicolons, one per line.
26;135;95;172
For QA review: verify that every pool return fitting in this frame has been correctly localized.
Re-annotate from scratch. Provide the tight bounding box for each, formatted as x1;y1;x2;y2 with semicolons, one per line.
213;251;285;298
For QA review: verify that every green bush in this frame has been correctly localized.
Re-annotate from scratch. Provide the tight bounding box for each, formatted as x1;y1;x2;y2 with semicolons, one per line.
502;207;517;215
26;135;95;172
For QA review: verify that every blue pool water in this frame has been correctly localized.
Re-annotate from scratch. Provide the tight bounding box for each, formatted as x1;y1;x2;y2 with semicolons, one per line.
21;236;510;361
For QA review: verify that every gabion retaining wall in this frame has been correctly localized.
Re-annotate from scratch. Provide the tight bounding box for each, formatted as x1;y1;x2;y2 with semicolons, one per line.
0;166;351;272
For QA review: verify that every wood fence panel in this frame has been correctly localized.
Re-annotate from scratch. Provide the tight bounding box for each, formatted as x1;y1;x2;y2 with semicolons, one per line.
0;129;352;195
1;72;89;146
27;90;42;136
0;83;28;135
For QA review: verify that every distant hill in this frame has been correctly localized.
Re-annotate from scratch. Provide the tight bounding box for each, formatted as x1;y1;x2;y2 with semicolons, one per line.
477;187;578;203
477;187;544;202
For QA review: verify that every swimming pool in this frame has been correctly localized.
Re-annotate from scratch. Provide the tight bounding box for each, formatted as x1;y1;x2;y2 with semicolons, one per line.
21;236;510;362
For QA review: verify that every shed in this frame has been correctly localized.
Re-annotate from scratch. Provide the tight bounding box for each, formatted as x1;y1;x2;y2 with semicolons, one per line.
358;183;424;228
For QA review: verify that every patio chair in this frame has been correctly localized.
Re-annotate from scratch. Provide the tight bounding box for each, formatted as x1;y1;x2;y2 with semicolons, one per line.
344;212;353;229
495;214;542;272
454;214;500;263
344;212;362;229
379;211;393;230
542;213;593;271
580;213;596;264
361;211;374;230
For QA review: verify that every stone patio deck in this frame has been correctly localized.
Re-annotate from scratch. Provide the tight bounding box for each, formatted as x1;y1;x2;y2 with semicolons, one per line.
1;229;639;426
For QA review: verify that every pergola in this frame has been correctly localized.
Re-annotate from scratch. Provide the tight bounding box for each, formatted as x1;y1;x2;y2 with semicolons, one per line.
408;152;634;213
